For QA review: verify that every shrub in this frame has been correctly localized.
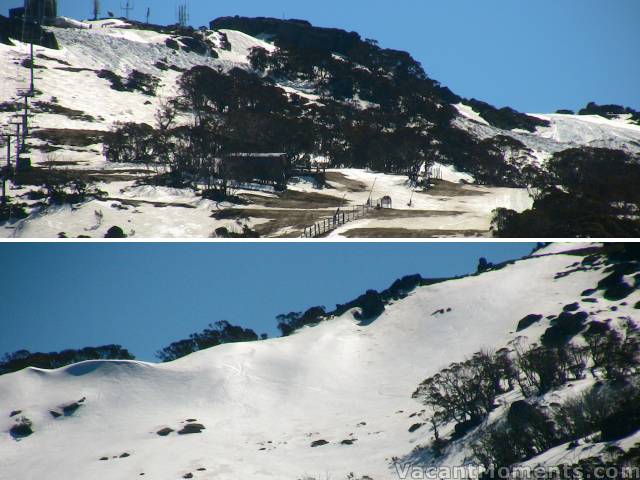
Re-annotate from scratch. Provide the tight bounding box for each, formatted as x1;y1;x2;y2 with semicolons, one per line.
105;226;127;238
516;314;543;332
540;311;588;346
277;306;327;336
156;321;259;362
0;345;135;375
554;381;640;442
472;401;557;468
413;350;515;427
513;341;585;396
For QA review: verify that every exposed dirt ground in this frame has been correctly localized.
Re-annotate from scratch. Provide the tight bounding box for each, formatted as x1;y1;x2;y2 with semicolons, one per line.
212;207;338;237
338;228;486;238
416;179;489;197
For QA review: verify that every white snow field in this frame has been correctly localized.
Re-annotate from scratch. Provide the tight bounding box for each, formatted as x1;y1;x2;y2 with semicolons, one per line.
1;244;638;479
1;21;639;237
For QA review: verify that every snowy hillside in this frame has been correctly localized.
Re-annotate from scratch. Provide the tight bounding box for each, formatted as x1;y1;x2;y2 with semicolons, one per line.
1;243;638;479
454;104;640;163
1;18;639;237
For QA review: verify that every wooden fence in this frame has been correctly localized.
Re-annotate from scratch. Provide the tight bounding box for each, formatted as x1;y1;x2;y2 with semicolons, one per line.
302;204;373;238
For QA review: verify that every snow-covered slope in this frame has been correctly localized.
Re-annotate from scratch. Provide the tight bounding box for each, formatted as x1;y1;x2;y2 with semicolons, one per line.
1;20;639;237
454;104;640;161
1;244;638;479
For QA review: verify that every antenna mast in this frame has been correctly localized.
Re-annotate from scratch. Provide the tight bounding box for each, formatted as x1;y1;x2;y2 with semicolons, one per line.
93;0;101;21
177;2;189;28
121;0;133;19
146;7;150;24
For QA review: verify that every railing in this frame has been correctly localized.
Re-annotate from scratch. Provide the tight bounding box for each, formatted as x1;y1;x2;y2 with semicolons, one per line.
302;204;373;238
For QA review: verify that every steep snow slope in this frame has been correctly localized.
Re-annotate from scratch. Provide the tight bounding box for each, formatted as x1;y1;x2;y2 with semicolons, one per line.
454;104;640;161
1;245;638;479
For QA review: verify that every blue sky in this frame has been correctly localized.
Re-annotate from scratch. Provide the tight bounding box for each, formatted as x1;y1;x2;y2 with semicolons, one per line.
0;242;536;361
3;0;639;112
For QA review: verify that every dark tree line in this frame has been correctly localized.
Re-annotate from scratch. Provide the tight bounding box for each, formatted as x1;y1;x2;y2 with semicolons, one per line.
412;317;640;451
102;17;546;189
472;381;640;470
492;147;640;237
155;321;266;362
0;345;135;375
277;274;432;336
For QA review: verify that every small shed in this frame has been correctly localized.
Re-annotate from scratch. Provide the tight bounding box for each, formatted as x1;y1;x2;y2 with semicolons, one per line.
221;153;289;189
380;196;392;209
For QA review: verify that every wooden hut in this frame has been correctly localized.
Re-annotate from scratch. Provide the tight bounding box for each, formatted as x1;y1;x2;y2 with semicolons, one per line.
221;153;289;190
380;195;392;209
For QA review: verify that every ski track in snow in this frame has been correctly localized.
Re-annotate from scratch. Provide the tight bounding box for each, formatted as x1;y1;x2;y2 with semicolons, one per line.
0;245;638;479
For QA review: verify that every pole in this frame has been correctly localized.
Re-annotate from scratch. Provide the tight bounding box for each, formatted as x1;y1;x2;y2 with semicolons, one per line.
6;136;11;168
22;95;29;144
14;123;21;158
367;178;376;206
30;41;35;94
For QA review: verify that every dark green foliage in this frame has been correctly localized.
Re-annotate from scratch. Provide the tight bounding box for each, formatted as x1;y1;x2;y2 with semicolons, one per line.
477;257;494;273
104;226;126;238
583;319;640;381
0;202;29;222
555;382;640;442
465;98;550;132
556;109;574;114
514;341;586;396
452;417;482;440
596;263;639;301
0;345;135;375
409;423;425;433
277;274;436;336
385;274;424;300
126;70;160;96
156;321;259;362
277;306;327;336
556;444;640;480
579;101;640;124
24;170;106;206
563;302;580;312
97;69;159;96
333;290;385;322
9;417;33;439
541;311;588;346
516;314;543;332
472;401;557;469
600;402;640;442
474;383;640;470
492;147;640;237
165;38;179;50
213;226;260;238
103;122;155;164
413;350;515;426
177;423;205;435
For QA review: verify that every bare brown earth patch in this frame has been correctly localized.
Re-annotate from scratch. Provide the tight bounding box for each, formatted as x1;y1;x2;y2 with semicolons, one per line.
366;208;464;220
324;171;370;192
338;228;486;238
242;189;344;209
212;207;337;237
417;179;488;197
32;128;107;147
105;197;197;209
